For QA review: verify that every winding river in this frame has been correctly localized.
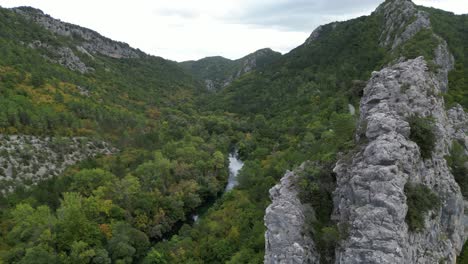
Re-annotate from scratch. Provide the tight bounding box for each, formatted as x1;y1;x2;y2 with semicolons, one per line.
224;151;244;192
192;151;244;222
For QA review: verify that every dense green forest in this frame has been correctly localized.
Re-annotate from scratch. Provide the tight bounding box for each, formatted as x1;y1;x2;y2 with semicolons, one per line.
0;2;467;264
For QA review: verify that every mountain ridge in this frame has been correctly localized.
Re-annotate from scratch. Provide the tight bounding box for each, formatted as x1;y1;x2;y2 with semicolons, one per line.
180;48;282;91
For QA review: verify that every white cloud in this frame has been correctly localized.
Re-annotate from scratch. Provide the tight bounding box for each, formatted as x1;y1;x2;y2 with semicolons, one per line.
413;0;468;14
0;0;465;61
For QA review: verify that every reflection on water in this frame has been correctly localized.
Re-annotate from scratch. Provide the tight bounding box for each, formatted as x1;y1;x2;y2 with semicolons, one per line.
192;151;244;223
225;151;244;192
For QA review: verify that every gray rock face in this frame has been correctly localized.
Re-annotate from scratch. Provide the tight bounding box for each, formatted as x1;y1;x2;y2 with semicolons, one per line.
377;0;454;93
29;40;93;73
265;167;319;264
333;56;467;264
14;7;141;59
447;105;468;148
377;0;431;49
304;26;324;46
0;135;116;195
434;38;455;92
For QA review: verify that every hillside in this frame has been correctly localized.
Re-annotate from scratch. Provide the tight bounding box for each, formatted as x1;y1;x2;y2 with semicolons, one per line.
180;48;281;91
0;6;240;264
0;0;467;263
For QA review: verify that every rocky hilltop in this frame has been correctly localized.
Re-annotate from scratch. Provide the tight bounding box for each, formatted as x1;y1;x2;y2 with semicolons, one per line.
14;7;142;59
333;56;467;263
12;6;145;74
264;0;468;263
180;48;281;91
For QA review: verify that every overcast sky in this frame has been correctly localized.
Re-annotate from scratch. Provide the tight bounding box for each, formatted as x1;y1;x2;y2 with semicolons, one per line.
0;0;466;62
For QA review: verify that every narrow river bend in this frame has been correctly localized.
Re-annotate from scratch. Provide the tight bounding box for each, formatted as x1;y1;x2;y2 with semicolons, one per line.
224;150;244;192
192;150;244;222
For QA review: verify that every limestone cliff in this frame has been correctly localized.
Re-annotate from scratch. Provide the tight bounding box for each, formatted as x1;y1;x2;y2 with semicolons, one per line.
333;56;467;264
12;6;144;73
14;7;142;59
265;166;319;264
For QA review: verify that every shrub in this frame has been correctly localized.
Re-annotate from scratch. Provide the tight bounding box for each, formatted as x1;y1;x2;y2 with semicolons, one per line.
405;183;440;232
408;116;436;159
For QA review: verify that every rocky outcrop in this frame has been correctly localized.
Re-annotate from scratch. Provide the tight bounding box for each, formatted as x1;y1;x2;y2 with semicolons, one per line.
0;135;115;195
14;7;141;59
235;48;278;77
265;167;319;264
433;38;455;92
332;56;467;263
28;40;93;73
304;26;324;46
304;22;341;46
377;0;454;92
377;0;431;49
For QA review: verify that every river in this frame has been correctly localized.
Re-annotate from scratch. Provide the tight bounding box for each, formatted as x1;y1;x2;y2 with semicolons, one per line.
192;150;244;222
224;150;244;192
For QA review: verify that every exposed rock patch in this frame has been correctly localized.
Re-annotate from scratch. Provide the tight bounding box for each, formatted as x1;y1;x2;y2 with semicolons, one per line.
305;26;324;46
377;0;431;49
28;40;93;73
14;7;141;59
0;135;116;195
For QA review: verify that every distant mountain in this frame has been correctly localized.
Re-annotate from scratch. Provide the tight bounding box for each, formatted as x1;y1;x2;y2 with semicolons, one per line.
180;48;281;91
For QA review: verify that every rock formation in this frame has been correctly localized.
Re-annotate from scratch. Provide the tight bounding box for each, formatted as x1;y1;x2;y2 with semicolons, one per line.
13;7;144;73
333;56;467;264
28;40;93;73
265;166;319;264
0;135;115;195
377;0;431;49
14;7;141;59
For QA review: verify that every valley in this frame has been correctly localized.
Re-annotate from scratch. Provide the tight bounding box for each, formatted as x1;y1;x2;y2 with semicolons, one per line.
0;0;467;263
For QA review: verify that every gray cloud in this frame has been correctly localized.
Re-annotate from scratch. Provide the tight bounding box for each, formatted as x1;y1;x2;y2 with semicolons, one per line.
152;7;199;19
222;0;383;31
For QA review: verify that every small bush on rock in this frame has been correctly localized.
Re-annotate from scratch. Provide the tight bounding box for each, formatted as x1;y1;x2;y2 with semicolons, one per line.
408;116;436;159
405;183;440;232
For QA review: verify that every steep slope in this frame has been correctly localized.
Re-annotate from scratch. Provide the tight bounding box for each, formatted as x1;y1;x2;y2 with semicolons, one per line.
205;14;386;117
180;48;281;91
332;1;468;262
334;56;466;263
0;6;240;264
0;6;206;192
3;6;200;110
